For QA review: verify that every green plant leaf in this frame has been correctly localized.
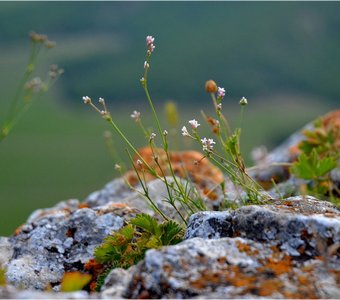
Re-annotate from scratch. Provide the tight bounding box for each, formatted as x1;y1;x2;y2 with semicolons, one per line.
94;224;134;263
291;149;337;180
291;152;316;180
160;220;184;245
315;156;337;177
145;235;161;249
130;214;161;236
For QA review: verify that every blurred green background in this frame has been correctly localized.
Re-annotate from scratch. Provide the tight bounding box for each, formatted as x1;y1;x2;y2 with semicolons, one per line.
0;2;339;235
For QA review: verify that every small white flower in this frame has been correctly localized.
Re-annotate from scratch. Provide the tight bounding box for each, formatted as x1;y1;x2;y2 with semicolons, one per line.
136;159;143;166
181;126;190;137
114;164;121;170
163;130;168;136
150;132;156;141
82;96;91;104
100;110;106;115
146;35;155;53
239;97;248;106
217;87;226;99
130;110;141;122
201;137;216;152
144;61;149;69
188;119;200;129
98;97;105;104
146;35;155;45
217;103;222;110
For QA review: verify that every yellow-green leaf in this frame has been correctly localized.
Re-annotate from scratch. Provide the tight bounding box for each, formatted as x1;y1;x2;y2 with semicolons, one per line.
60;271;92;292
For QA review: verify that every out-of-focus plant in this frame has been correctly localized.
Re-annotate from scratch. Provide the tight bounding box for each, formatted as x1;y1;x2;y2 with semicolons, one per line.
291;117;339;203
0;31;63;144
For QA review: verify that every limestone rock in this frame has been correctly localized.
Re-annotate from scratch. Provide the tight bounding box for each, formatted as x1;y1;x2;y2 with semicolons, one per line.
6;200;139;290
125;237;339;299
0;237;13;269
186;196;340;258
100;267;136;299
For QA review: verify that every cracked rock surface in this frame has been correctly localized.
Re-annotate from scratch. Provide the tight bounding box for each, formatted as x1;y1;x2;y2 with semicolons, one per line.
121;197;340;299
5;199;139;290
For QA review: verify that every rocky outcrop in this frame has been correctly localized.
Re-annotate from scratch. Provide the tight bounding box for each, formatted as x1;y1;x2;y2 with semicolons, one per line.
1;110;339;298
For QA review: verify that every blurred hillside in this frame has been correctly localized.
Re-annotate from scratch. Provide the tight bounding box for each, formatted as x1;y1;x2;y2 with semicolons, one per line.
0;2;340;103
0;2;339;235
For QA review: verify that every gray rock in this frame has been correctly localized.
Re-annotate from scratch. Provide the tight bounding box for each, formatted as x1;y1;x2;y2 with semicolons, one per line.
0;285;94;299
125;237;340;299
84;177;200;222
6;200;140;290
0;237;13;268
100;267;136;298
186;196;340;258
85;178;132;208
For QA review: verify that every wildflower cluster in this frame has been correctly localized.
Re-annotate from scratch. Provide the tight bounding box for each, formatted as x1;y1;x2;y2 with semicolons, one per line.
83;35;270;223
80;34;290;287
146;35;155;53
83;96;111;120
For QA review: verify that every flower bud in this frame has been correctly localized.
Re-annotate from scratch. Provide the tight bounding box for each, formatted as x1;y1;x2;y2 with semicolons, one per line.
205;80;218;93
239;97;248;106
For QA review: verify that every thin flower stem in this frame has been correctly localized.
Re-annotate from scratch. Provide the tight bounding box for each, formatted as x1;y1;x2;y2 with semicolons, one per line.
106;117;157;177
246;162;293;172
126;149;169;221
142;73;193;209
210;93;231;136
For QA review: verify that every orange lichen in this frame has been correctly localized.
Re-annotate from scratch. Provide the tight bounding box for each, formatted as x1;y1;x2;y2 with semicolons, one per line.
236;240;260;256
14;224;24;236
124;146;224;200
258;255;292;276
297;275;309;285
257;279;283;296
78;203;89;209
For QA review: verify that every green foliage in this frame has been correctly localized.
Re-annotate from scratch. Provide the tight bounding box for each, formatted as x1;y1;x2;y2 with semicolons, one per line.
291;149;337;180
291;118;339;201
94;214;184;271
299;119;339;158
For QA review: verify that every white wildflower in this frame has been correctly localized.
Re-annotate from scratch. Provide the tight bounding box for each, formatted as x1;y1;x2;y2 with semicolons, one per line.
181;126;190;137
130;110;141;122
217;87;226;99
201;137;216;152
82;96;91;104
188;119;200;129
